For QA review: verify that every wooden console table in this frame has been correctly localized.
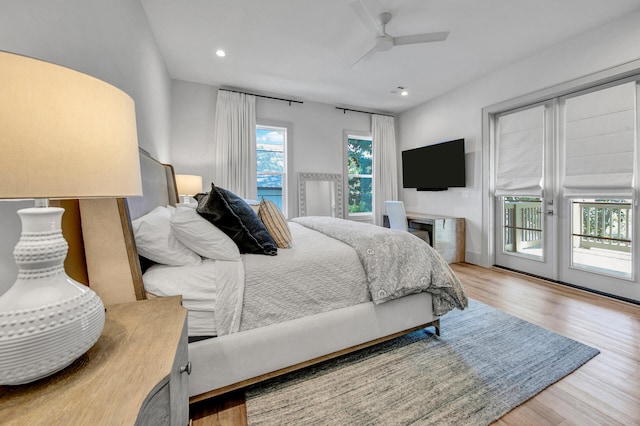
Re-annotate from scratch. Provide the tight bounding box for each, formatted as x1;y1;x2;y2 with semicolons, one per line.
383;212;465;263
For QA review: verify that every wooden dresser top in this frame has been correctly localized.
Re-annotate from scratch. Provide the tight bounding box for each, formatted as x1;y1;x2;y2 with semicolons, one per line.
0;296;186;426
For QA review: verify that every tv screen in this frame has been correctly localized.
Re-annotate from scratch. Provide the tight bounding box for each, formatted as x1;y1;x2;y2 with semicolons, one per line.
402;139;466;191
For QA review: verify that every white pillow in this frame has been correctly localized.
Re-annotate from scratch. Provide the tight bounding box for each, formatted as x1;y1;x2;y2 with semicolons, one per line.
175;201;198;209
170;206;241;261
132;206;202;266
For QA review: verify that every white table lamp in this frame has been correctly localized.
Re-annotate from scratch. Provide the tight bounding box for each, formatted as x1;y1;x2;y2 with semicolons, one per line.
176;174;203;204
0;52;142;385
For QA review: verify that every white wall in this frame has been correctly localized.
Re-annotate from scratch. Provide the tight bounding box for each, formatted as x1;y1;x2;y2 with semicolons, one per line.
170;80;218;190
398;9;640;266
0;0;172;290
170;81;372;218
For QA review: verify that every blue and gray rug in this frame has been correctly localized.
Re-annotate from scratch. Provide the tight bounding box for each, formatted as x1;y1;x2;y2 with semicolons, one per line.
245;299;599;425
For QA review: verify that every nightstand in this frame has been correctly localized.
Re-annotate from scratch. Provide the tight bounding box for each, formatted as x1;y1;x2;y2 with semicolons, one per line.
0;296;189;425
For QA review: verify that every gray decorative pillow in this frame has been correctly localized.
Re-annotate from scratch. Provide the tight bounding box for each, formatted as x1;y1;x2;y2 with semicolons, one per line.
195;184;277;256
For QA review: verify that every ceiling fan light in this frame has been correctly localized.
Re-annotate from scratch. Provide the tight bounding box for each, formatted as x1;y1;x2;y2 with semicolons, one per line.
375;35;394;52
215;49;226;57
401;90;408;96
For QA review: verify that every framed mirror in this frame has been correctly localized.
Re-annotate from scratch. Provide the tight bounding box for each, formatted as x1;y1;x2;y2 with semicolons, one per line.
298;173;343;219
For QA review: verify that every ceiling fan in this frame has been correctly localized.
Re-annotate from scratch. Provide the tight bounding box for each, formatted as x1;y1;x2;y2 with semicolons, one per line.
350;1;449;69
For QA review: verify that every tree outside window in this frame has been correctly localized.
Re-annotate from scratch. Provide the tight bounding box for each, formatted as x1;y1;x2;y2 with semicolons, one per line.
347;136;372;214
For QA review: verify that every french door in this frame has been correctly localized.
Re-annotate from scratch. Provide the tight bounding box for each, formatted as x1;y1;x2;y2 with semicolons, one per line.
493;79;640;302
494;102;556;279
556;81;638;300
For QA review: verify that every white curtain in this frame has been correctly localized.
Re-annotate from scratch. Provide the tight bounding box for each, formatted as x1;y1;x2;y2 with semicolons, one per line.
372;114;398;226
562;82;636;198
213;90;257;199
495;105;545;196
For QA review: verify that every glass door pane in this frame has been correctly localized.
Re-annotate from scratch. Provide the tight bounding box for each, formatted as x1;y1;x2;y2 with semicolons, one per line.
495;194;555;279
502;196;543;259
571;199;632;278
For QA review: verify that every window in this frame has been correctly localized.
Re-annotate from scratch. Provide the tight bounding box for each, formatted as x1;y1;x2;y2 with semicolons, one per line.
501;196;543;259
571;198;632;277
347;135;373;216
256;125;286;215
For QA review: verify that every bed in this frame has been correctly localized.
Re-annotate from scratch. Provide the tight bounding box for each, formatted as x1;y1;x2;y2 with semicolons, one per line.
100;150;467;403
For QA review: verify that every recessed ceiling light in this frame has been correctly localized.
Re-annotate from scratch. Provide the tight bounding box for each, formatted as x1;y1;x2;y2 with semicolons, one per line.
393;86;408;96
215;49;226;57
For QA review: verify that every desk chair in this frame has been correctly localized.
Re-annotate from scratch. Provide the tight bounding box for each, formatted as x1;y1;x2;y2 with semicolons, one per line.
385;201;409;231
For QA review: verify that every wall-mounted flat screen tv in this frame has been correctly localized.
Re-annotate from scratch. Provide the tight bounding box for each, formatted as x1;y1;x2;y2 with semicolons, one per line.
402;138;466;191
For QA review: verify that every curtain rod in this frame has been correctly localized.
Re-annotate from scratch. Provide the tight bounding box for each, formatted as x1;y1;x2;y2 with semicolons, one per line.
335;107;394;118
219;88;303;106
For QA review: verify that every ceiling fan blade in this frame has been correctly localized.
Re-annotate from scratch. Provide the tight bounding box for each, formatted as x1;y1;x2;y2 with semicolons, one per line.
349;0;380;33
350;45;377;69
393;31;450;46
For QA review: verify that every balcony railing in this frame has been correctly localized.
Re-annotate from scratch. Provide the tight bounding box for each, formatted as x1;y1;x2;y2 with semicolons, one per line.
503;199;632;254
504;201;542;253
573;201;631;253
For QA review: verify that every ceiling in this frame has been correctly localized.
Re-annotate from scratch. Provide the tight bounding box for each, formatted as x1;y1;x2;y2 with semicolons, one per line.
141;0;640;114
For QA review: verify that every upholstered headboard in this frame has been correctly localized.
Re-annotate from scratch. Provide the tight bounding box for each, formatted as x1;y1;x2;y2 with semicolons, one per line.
80;149;178;306
127;149;178;221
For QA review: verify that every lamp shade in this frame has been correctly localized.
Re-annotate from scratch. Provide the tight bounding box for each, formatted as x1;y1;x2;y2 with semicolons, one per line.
0;52;141;385
0;51;142;199
176;174;203;196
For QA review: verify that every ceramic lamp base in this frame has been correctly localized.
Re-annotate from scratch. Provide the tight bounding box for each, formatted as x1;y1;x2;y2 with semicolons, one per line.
0;207;105;385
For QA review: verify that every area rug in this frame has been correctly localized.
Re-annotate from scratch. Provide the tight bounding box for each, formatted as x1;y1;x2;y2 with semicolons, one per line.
245;299;599;425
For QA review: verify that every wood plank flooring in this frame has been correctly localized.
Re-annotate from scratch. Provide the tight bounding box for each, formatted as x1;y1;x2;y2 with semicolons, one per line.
191;263;640;425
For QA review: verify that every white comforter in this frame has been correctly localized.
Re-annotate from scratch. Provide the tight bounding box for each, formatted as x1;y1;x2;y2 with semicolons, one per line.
292;216;468;316
143;222;369;336
236;222;370;332
143;218;467;337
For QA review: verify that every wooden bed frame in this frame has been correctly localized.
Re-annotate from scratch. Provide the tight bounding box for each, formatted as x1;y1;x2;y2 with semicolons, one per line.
83;149;440;403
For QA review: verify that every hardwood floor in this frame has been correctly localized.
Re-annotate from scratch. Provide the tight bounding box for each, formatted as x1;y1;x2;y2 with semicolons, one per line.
190;390;248;426
190;263;640;425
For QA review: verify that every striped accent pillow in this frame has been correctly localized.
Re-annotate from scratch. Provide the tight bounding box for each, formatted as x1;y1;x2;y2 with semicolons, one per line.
258;199;292;248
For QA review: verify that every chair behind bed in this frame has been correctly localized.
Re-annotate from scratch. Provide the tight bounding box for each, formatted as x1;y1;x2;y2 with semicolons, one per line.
80;148;178;306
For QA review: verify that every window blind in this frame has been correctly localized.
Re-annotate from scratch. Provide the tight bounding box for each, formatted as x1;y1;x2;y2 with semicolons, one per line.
495;105;545;196
562;82;636;198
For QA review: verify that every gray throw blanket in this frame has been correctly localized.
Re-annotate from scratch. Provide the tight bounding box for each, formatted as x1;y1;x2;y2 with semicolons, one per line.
292;216;468;316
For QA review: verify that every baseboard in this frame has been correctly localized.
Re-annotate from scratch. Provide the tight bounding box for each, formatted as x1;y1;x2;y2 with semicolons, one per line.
463;251;486;267
493;265;640;306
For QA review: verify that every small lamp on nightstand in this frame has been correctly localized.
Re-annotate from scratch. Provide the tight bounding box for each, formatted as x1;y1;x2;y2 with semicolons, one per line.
176;174;203;205
0;52;142;385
